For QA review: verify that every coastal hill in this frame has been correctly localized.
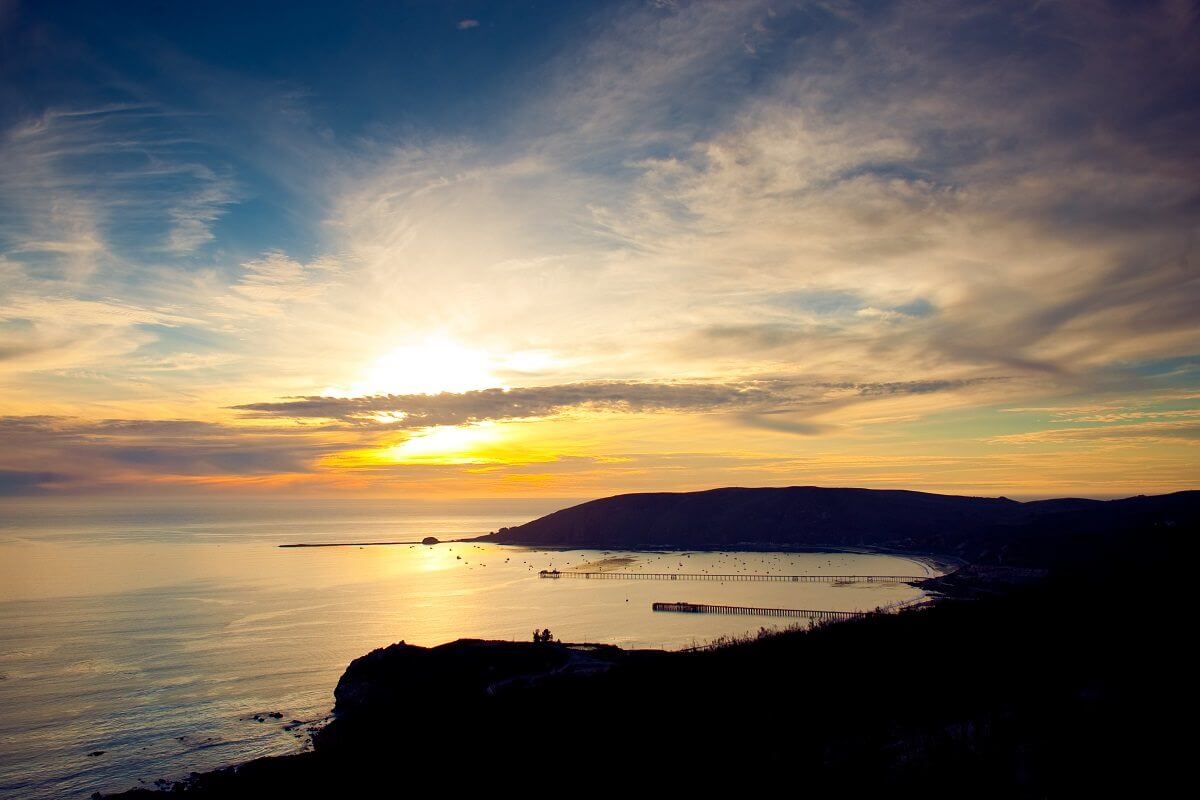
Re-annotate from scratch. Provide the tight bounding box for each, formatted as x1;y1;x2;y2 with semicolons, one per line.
477;486;1198;564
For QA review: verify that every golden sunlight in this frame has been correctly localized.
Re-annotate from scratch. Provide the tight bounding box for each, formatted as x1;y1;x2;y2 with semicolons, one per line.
384;423;501;464
321;418;571;471
334;337;501;397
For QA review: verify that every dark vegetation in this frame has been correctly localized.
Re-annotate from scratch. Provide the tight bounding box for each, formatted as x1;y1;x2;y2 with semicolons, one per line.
101;490;1193;797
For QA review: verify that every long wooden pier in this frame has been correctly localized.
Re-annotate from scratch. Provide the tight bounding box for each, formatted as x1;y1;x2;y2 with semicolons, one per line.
652;602;866;621
539;569;924;584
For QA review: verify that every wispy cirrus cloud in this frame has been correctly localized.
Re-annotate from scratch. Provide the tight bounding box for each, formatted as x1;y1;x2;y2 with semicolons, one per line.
991;421;1200;446
316;0;1199;398
0;104;238;272
223;251;344;315
0;0;1196;496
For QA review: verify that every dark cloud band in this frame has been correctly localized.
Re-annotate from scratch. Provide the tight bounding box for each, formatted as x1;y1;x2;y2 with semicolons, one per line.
231;378;989;425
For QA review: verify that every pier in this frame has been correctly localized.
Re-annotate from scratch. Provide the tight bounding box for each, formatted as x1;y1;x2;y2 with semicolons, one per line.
651;602;866;621
539;569;925;584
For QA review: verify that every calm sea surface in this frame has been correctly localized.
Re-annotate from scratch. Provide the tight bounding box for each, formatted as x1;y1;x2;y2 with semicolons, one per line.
0;498;933;798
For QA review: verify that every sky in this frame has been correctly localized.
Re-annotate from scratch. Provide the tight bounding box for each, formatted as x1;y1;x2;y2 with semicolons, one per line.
0;0;1198;499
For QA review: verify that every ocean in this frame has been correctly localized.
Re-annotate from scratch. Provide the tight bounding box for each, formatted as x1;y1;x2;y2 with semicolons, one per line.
0;498;932;798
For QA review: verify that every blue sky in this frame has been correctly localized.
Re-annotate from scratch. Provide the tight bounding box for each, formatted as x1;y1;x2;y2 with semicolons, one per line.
1;0;1198;497
2;3;585;266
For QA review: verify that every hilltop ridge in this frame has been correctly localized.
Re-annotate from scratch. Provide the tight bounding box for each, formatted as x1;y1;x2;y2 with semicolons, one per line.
476;486;1197;564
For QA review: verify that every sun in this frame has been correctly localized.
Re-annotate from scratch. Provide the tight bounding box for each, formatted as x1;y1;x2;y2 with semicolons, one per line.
332;336;501;397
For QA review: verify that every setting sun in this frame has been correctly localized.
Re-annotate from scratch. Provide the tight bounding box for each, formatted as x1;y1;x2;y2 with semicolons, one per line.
335;338;501;397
